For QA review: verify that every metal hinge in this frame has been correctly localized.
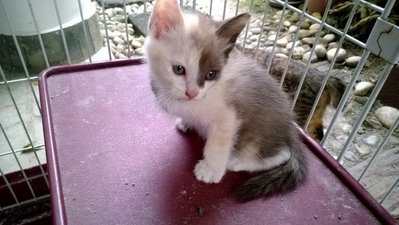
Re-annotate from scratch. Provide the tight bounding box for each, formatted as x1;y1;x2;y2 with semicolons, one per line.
366;17;399;64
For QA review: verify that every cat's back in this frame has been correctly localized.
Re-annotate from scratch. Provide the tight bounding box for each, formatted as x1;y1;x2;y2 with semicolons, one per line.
224;50;294;121
225;50;292;105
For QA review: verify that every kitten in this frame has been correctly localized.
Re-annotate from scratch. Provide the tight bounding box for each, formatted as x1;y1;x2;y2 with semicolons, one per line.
241;48;346;142
144;0;306;201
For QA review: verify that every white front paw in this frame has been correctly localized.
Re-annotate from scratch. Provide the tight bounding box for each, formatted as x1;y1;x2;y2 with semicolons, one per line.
175;117;190;132
194;159;225;183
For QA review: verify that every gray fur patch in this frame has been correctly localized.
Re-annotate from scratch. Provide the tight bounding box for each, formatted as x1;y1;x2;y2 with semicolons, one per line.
225;50;298;159
197;43;225;87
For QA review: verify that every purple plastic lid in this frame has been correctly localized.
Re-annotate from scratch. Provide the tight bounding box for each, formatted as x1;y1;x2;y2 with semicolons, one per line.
38;59;397;225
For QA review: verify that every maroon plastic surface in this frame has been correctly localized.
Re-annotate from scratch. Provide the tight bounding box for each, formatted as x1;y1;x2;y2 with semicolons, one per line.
39;59;397;225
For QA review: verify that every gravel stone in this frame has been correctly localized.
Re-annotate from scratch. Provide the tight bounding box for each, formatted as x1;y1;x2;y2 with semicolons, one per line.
327;48;347;62
354;82;374;96
309;23;320;30
276;38;288;47
288;25;298;33
268;34;277;41
375;106;399;129
283;20;291;27
314;44;326;58
302;51;318;63
286;41;300;49
302;37;315;45
251;27;262;34
345;56;362;67
292;47;305;59
323;34;335;43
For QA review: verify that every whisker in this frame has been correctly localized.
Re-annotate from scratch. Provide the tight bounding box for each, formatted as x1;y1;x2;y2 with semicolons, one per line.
173;87;185;94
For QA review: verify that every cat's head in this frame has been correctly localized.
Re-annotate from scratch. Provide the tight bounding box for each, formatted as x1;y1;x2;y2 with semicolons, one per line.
144;0;249;103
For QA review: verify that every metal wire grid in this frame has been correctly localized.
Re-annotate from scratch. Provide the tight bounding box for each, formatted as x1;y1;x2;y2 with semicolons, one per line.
0;70;49;210
253;0;399;205
0;0;73;211
0;0;397;212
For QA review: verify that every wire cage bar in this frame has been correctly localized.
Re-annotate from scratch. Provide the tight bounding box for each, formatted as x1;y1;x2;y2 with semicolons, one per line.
290;0;332;110
337;63;395;162
27;0;50;69
51;0;72;64
0;0;398;222
0;1;41;112
358;115;399;182
78;0;94;63
0;67;49;187
0;122;37;200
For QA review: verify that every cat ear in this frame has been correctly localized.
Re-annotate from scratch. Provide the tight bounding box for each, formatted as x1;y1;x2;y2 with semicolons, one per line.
216;13;250;55
148;0;184;39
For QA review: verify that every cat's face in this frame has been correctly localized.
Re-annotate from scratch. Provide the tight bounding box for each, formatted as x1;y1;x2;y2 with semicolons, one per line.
145;0;250;104
145;14;225;102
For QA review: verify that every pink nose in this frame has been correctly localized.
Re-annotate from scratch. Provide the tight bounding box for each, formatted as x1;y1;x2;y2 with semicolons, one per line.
185;89;198;100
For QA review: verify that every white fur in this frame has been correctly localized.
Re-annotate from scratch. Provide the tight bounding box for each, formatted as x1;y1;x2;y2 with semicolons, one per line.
183;14;199;32
175;117;190;132
192;105;241;183
173;76;241;183
227;147;291;172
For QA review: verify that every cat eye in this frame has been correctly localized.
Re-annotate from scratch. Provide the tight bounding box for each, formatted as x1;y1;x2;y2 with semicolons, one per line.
172;65;186;75
205;70;218;81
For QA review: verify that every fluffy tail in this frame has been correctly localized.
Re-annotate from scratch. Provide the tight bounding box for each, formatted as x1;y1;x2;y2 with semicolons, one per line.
235;144;306;202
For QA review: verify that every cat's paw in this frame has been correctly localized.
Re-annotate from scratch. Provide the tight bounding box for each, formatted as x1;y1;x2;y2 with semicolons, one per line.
194;160;225;183
175;117;190;132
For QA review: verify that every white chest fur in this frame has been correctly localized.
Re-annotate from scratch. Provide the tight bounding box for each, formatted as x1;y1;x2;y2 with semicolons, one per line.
167;79;239;138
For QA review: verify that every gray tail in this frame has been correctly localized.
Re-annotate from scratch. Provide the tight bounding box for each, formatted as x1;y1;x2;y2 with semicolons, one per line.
235;144;306;202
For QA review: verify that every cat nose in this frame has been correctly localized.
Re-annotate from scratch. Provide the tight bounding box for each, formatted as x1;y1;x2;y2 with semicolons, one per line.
185;89;198;100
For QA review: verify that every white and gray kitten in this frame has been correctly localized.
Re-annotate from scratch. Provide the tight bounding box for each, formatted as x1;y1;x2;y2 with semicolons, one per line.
144;0;306;201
